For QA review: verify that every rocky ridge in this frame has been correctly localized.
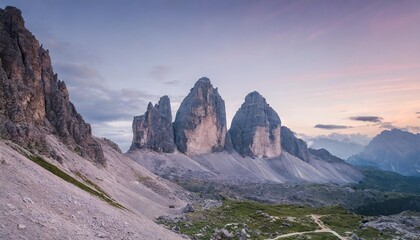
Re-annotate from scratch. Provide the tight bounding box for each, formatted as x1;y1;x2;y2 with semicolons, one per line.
129;85;362;184
280;126;309;162
0;6;104;164
308;148;343;163
347;129;420;176
130;95;175;153
0;7;193;240
132;79;349;168
229;91;281;158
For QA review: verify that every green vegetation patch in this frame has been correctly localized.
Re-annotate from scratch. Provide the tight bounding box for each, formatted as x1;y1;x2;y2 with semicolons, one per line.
281;232;339;240
354;168;420;194
159;199;402;240
354;226;394;240
320;214;361;235
26;154;126;210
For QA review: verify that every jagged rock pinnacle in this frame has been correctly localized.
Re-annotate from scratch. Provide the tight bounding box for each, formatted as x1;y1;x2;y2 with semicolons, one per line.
229;91;282;158
173;77;229;155
130;95;175;153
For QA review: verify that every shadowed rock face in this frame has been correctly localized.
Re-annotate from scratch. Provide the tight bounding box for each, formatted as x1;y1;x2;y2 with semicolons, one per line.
348;129;420;176
130;96;175;153
0;7;105;165
229;91;281;158
173;77;228;155
281;126;309;162
309;148;343;163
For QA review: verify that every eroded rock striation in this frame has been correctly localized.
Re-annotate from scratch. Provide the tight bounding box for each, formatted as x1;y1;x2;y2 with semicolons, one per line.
130;96;175;153
281;126;309;162
229;91;281;158
173;77;228;155
0;6;105;164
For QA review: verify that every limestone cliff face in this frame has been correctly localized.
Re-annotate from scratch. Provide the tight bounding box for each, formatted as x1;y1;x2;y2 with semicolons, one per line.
281;126;309;162
0;7;105;164
173;77;228;155
229;91;281;158
130;96;175;153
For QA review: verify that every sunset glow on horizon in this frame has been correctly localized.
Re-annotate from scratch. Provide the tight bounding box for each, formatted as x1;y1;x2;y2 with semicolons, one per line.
2;0;419;150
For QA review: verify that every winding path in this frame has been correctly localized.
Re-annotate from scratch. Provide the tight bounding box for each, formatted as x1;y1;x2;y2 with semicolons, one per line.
268;214;347;240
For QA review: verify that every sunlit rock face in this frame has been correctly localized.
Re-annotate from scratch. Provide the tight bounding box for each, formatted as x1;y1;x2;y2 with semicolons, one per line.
130;96;175;153
0;7;105;164
229;91;281;158
173;77;228;155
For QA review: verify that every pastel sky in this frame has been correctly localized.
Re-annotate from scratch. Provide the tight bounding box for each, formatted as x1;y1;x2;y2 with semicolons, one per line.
2;0;419;151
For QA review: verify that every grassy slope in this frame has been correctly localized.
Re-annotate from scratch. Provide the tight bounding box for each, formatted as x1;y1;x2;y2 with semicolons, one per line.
23;152;127;210
159;199;395;240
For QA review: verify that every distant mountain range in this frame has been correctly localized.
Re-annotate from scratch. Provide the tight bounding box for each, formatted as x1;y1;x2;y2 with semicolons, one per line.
310;137;365;159
347;129;420;177
306;133;370;159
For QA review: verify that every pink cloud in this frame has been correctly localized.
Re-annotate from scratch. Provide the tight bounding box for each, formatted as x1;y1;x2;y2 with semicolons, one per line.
289;63;420;83
306;2;379;41
369;3;420;33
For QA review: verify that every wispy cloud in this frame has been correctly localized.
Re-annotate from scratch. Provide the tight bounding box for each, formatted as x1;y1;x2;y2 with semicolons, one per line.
163;80;181;85
288;63;420;85
312;133;371;146
307;1;378;41
55;62;102;82
402;126;420;133
56;61;159;123
379;122;397;130
314;124;351;130
149;65;171;81
91;121;133;152
370;3;420;33
310;76;420;100
349;116;383;123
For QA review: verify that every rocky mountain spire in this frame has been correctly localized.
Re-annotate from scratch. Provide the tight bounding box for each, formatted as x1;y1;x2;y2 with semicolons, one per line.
229;91;282;158
0;6;105;164
173;77;228;155
130;95;175;153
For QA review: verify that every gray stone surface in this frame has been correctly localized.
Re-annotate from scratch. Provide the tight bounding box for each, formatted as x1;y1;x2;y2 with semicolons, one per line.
130;96;175;153
309;148;343;163
0;6;104;164
281;126;309;162
347;129;420;176
173;77;228;155
229;91;281;158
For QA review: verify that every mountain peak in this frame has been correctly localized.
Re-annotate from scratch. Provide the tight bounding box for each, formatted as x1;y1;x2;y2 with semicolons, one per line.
229;92;281;158
195;77;212;87
0;6;105;164
131;96;174;153
244;91;266;104
173;77;228;155
348;129;420;176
